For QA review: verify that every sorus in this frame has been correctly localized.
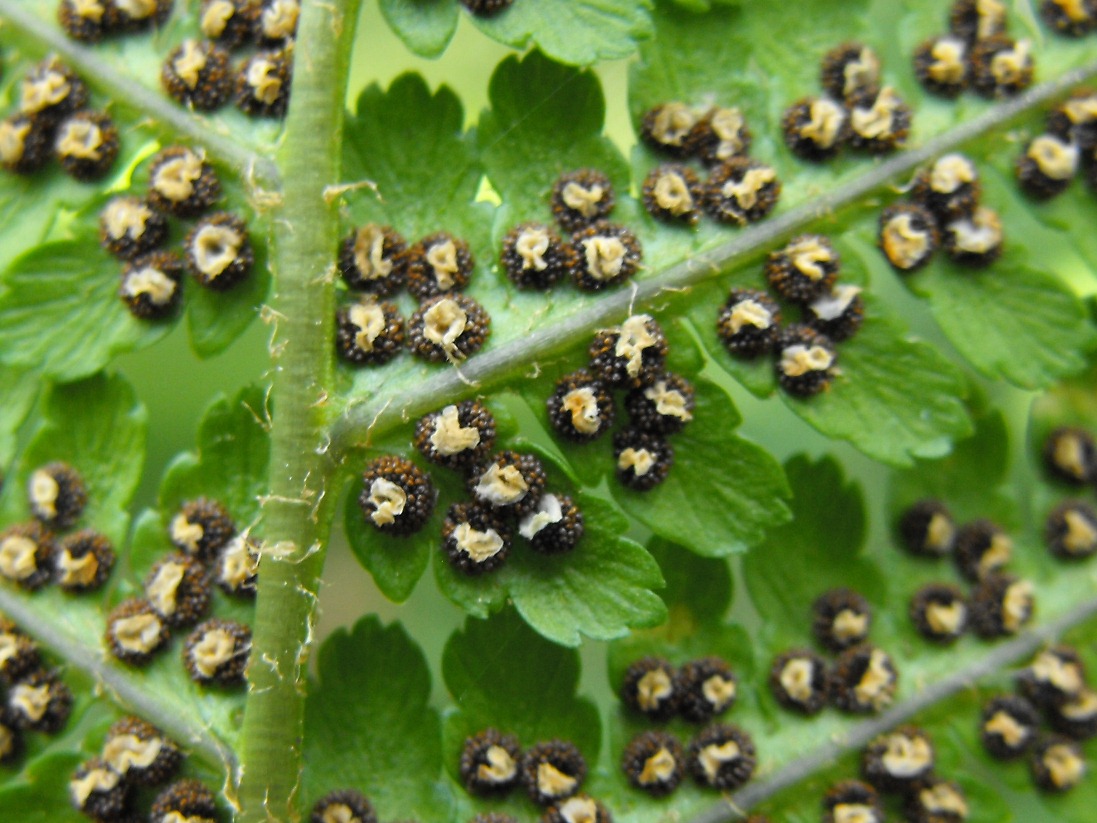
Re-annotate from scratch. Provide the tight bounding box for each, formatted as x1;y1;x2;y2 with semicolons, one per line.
54;110;119;182
570;221;642;291
688;106;752;166
897;499;957;557
520;739;587;806
686;723;756;790
161;40;233;111
413;401;496;473
407;294;491;363
459;728;522;796
551;169;615;232
27;461;86;530
405;232;475;299
309;789;378;823
716;288;782;359
913;35;970;98
781;97;848;161
120;251;185;320
704;157;781;224
621;730;684;797
765;235;840;304
861;726;936;792
357;455;436;536
500;222;575;290
336;298;405;367
909;583;968;644
820;42;881;103
183;618;251;686
55;529;115;592
547;369;616;443
339;224;407;295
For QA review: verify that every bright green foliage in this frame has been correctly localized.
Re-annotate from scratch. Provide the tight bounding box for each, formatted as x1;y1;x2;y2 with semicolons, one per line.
1;0;1097;822
382;0;654;64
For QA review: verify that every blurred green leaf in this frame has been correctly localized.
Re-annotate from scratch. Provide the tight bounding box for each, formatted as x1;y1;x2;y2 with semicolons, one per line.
468;0;654;66
912;261;1097;390
0;367;37;475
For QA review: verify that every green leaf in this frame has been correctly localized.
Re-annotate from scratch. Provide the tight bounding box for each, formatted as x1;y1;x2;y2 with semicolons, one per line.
614;374;791;557
342;463;436;604
666;0;738;10
0;366;37;473
0;241;173;382
158;385;271;526
435;491;666;645
379;0;459;58
507;494;667;645
0;373;145;546
788;303;974;466
184;231;271;359
304;617;448;822
442;611;602;781
478;51;630;224
743;455;884;648
468;0;654;66
911;260;1097;390
605;539;740;687
343;74;490;242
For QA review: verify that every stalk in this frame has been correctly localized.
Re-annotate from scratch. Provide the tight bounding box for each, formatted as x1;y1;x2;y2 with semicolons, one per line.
237;2;362;820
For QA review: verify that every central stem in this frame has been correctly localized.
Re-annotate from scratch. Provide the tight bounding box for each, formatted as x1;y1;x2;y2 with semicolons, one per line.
238;2;362;820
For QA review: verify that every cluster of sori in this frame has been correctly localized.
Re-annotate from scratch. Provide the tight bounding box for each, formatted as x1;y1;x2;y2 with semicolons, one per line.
0;612;73;765
356;401;582;572
503;170;643;290
546;314;692;492
912;0;1036;99
979;643;1095;793
99;145;254;321
640;99;785;229
1015;90;1097;200
717;234;863;398
783;42;912;161
769;589;900;716
1043;426;1097;561
459;729;610;821
336;225;490;366
58;0;172;42
878;153;1002;273
619;656;755;794
157;0;296;118
459;0;515;17
638;99;780;227
522;169;643;290
105;496;258;686
0;57;119;181
814;725;969;823
898;500;1035;640
0;461;115;594
67;716;189;821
